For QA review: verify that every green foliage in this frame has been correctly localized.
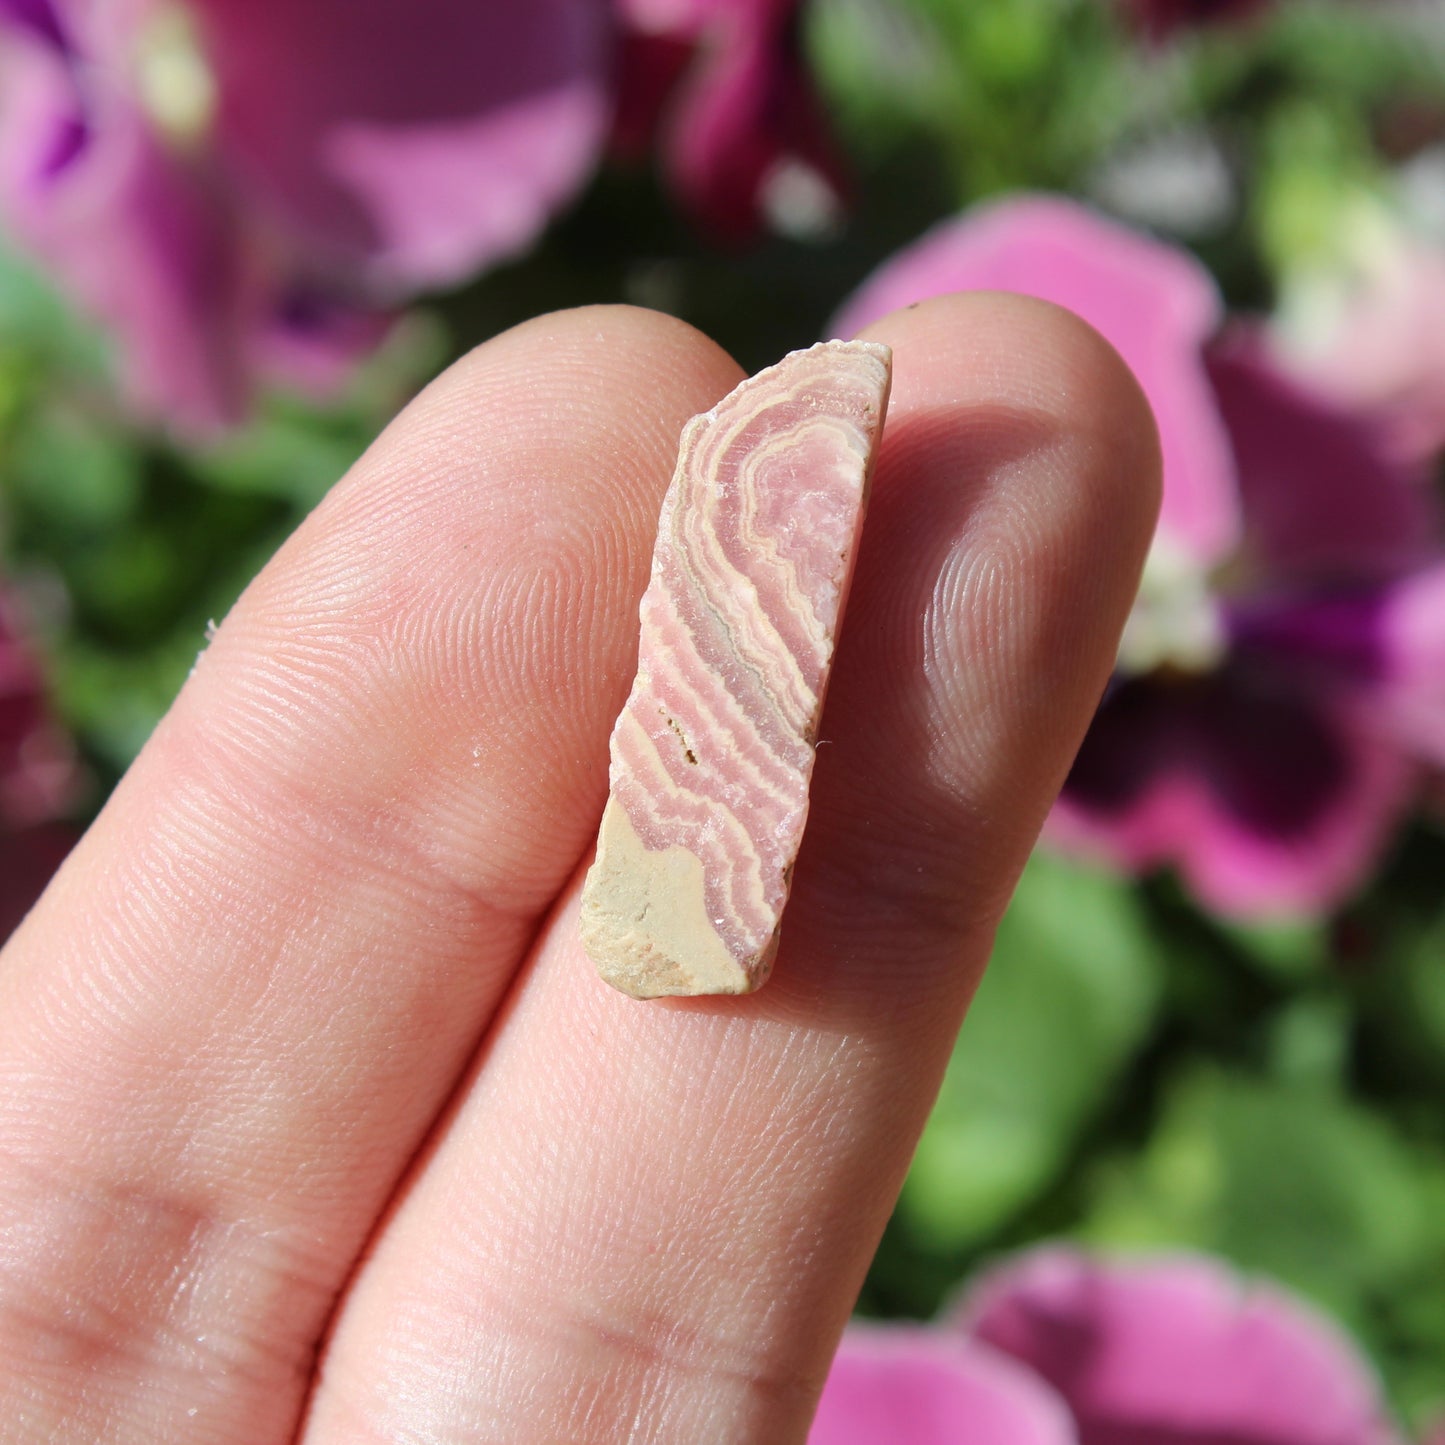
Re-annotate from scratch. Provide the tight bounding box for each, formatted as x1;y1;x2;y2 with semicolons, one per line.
900;853;1161;1248
1083;1068;1438;1315
810;0;1128;197
0;257;432;783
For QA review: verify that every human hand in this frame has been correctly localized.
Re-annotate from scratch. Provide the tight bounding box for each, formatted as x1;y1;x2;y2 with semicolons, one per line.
0;295;1158;1443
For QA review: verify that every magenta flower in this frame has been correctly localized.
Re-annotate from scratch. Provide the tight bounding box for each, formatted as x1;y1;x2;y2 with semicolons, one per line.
832;195;1445;917
613;0;846;241
811;1326;1077;1444
964;1248;1405;1445
0;0;611;430
0;588;77;941
812;1249;1403;1444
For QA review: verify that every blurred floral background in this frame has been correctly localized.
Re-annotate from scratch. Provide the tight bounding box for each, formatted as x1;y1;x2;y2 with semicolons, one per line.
2;0;1444;1438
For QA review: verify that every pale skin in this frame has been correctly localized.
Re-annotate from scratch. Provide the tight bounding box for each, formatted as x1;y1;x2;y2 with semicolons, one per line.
0;294;1159;1443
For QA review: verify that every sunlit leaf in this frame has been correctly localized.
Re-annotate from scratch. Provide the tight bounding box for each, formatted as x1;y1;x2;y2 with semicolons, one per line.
900;850;1162;1249
1082;1068;1445;1329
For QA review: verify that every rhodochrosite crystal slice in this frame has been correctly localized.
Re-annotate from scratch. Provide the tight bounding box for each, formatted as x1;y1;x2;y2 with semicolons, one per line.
580;339;892;997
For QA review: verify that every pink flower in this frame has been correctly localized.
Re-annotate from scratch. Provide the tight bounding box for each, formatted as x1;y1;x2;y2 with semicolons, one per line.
0;588;78;941
0;0;611;430
832;195;1445;917
811;1325;1077;1444
812;1249;1404;1444
613;0;846;241
963;1249;1403;1445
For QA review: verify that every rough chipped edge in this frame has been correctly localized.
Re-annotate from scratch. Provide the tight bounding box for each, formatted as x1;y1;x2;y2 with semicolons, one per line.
581;796;759;998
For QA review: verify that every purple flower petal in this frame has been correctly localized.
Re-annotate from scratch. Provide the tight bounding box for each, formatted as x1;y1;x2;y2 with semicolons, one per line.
1227;590;1391;694
1369;562;1445;768
0;22;88;191
618;0;800;69
1206;332;1440;589
194;0;612;289
250;285;398;399
1;0;612;427
610;28;695;161
811;1325;1078;1445
830;196;1241;566
615;0;728;40
0;591;78;941
0;600;73;828
0;820;75;941
0;63;249;429
958;1248;1404;1445
618;0;844;240
0;0;70;52
1052;674;1415;916
665;0;844;240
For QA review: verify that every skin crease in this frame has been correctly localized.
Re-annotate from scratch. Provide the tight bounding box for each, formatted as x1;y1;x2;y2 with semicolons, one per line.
0;296;1159;1444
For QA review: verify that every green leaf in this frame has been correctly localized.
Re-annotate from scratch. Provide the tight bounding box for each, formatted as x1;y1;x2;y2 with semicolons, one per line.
1082;1068;1444;1328
6;403;143;532
806;0;957;153
0;238;109;375
899;850;1161;1248
188;413;364;508
1217;914;1329;982
52;635;203;773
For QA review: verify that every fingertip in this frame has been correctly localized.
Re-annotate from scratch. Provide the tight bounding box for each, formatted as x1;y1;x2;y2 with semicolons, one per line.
788;289;1162;988
851;293;1160;728
857;290;1162;563
350;303;745;523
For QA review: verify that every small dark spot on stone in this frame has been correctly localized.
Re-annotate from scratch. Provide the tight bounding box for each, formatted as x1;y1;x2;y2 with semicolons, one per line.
662;712;698;765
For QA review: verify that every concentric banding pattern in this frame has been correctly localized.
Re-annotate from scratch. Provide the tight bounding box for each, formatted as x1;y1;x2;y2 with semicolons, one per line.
607;340;891;980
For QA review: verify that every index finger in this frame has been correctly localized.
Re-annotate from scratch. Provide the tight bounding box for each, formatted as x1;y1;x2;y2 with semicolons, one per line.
0;307;743;1444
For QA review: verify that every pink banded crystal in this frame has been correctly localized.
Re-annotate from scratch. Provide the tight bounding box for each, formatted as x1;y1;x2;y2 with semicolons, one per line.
580;339;892;997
